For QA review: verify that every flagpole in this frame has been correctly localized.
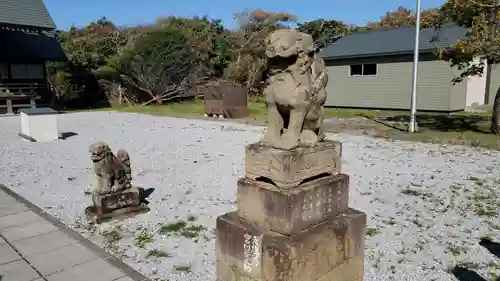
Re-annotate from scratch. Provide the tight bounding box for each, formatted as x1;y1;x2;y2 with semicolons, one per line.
409;0;421;132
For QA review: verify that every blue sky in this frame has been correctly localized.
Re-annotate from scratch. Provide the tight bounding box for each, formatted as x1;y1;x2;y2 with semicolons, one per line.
44;0;446;30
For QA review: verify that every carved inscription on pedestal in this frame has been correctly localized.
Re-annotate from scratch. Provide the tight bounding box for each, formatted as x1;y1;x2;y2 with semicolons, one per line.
301;186;335;220
243;233;262;272
103;193;136;210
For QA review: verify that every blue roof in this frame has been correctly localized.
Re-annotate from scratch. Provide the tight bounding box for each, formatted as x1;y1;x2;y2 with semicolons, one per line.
319;24;467;60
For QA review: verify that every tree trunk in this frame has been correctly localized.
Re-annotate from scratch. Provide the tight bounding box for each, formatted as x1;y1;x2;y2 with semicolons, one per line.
489;4;500;134
491;86;500;134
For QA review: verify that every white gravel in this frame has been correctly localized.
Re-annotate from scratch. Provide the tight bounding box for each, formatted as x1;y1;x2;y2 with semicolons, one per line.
0;111;499;281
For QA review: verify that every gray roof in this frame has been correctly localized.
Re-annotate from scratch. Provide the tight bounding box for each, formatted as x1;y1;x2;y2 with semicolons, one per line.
0;0;56;30
320;24;467;60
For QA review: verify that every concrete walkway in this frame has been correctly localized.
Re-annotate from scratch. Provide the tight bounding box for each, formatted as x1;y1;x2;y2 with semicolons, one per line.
0;185;149;281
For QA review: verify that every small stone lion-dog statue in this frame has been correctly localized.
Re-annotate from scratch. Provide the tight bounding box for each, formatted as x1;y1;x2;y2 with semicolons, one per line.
89;141;132;194
260;29;329;150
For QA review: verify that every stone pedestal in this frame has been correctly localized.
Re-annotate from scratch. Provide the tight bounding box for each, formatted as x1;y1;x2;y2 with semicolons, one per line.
85;186;149;224
215;140;366;281
245;140;342;189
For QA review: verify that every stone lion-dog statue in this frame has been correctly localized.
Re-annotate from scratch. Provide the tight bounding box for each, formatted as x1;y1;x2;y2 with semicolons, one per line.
89;141;132;194
260;29;328;150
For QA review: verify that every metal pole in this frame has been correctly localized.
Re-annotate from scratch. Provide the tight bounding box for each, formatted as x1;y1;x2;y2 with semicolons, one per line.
409;0;421;133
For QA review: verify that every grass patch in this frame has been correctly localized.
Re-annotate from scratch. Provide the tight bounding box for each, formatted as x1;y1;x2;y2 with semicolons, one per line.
67;100;396;120
366;227;379;237
158;219;207;239
102;229;122;244
173;264;192;272
367;111;500;149
446;244;468;256
101;227;124;253
400;187;434;201
67;100;500;149
382;217;396;225
146;248;171;259
134;229;155;248
158;220;188;233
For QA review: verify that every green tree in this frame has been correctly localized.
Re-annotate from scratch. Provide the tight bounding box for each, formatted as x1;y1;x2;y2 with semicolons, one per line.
296;19;348;49
438;0;500;133
228;9;297;89
111;27;196;105
47;17;127;107
156;16;235;78
365;6;441;30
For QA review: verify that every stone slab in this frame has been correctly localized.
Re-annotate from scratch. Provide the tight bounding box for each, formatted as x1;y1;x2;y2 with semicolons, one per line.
0;184;149;281
45;259;126;281
245;140;342;189
11;230;77;257
215;209;366;281
1;220;58;242
0;202;28;217
0;190;18;204
0;211;42;230
0;244;22;265
0;259;41;281
92;186;141;214
26;243;98;276
237;174;349;235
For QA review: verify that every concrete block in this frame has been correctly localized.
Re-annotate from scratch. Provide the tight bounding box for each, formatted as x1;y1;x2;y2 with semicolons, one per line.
20;107;59;142
245;140;342;189
237;174;349;235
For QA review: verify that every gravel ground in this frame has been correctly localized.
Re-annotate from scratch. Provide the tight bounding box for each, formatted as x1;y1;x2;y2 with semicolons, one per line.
0;111;499;281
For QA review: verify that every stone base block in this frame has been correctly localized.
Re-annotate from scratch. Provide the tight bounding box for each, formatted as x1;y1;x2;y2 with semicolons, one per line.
216;255;364;281
92;186;141;214
85;203;149;224
237;174;349;235
215;209;366;281
245;140;342;189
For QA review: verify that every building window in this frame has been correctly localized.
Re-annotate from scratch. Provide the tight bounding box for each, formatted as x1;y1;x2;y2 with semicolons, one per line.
0;62;7;79
349;63;377;76
10;63;44;79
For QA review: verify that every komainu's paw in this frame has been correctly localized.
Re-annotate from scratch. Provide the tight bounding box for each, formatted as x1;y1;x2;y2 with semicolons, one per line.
299;129;318;147
259;133;279;146
272;132;299;150
111;184;121;193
